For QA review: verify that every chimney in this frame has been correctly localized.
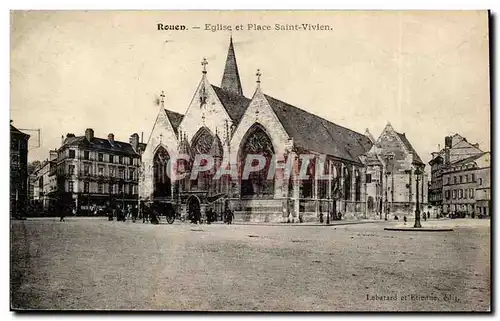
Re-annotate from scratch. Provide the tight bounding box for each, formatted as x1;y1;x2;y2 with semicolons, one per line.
49;150;58;161
66;133;75;138
445;136;452;149
108;133;115;143
129;133;139;152
85;128;94;141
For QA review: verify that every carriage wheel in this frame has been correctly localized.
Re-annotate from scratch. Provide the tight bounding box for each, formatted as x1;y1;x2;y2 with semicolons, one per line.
166;215;175;224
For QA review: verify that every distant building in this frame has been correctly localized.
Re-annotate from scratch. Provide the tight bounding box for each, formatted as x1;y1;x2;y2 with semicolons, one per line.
442;152;490;217
32;158;58;211
54;129;146;214
428;134;489;217
362;123;427;219
10;123;30;218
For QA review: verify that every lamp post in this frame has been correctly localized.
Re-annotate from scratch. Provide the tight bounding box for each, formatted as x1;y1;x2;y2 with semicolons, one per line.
414;168;423;228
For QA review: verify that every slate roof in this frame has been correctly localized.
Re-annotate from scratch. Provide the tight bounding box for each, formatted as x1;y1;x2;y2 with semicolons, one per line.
211;85;251;124
165;109;184;135
62;136;139;156
10;125;30;138
220;37;243;96
263;94;373;164
396;132;424;165
450;152;488;166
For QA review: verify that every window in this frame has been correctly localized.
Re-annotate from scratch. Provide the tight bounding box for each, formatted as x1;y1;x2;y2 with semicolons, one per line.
108;184;113;194
69;150;75;159
454;176;457;184
447;177;450;185
68;181;74;192
129;168;135;180
84;164;90;175
98;153;104;162
472;173;475;182
452;190;456;199
479;178;483;186
98;183;103;194
445;190;450;199
471;189;475;199
68;165;75;175
459;189;463;199
84;151;90;160
84;182;89;193
98;166;104;176
130;157;134;165
119;156;123;164
119;168;124;179
366;173;372;183
459;176;463;183
118;183;123;194
109;155;114;163
464;190;468;199
465;175;468;183
109;167;115;177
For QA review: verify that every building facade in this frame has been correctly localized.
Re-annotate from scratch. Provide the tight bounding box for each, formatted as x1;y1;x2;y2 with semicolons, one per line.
428;134;487;217
54;129;146;214
442;152;490;217
32;158;58;211
139;38;426;223
362;124;427;219
10;123;30;218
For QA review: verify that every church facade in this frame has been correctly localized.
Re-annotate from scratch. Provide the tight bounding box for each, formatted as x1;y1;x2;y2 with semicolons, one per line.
138;38;426;222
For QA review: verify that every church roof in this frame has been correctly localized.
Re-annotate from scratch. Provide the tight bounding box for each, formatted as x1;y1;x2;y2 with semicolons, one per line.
221;37;243;96
396;132;424;165
211;85;251;124
165;109;184;135
263;94;373;164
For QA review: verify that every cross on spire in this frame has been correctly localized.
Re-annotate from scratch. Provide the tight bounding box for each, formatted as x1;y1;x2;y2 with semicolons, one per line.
256;69;262;83
160;90;165;105
201;58;208;74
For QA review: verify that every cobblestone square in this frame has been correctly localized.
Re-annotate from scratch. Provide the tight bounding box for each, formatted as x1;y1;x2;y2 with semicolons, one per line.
10;218;490;311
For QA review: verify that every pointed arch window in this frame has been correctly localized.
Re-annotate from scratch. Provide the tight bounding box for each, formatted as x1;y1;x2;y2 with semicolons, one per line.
153;146;171;198
239;124;275;198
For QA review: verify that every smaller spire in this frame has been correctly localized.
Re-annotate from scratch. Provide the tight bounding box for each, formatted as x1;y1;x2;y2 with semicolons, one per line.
201;57;208;74
256;69;262;84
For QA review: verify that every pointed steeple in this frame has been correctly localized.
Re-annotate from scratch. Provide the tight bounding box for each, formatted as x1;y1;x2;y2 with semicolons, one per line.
221;36;243;96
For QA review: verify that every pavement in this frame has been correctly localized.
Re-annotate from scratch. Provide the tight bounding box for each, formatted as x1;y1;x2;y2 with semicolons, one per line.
10;218;490;311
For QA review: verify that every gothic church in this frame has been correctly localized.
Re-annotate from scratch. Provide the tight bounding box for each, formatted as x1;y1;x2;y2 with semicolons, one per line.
138;37;423;222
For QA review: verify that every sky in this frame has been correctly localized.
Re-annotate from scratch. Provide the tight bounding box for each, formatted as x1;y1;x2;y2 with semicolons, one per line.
10;10;490;164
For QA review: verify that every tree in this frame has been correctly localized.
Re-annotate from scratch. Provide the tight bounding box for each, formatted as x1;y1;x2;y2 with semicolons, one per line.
27;160;42;175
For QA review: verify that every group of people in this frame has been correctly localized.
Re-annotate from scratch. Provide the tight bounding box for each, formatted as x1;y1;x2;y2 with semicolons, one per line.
319;211;343;223
188;207;234;225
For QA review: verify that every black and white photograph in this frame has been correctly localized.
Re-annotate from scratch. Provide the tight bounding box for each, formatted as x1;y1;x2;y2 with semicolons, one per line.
9;10;491;312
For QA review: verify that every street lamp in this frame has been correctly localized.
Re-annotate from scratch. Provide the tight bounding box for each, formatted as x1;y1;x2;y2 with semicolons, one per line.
414;168;423;228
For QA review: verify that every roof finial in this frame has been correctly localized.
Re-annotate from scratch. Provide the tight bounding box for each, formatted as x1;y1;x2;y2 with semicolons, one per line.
201;57;208;74
160;90;165;107
256;68;262;85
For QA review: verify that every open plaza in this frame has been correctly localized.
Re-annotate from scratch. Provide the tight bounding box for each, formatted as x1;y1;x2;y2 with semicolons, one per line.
10;217;490;311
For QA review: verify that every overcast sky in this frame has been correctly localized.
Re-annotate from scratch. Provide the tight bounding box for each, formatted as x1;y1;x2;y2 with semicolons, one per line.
10;10;490;164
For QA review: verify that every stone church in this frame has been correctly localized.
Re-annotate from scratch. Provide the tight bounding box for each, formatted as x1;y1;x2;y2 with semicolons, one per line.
138;37;426;222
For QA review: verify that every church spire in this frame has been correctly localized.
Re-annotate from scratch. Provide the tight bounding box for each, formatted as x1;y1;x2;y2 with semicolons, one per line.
221;36;243;96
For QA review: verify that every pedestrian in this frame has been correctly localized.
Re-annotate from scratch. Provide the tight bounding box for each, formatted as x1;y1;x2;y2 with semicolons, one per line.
72;206;77;217
108;205;114;221
59;204;66;222
423;212;427;221
132;205;138;223
403;216;407;225
206;208;213;224
337;212;342;221
227;209;234;224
